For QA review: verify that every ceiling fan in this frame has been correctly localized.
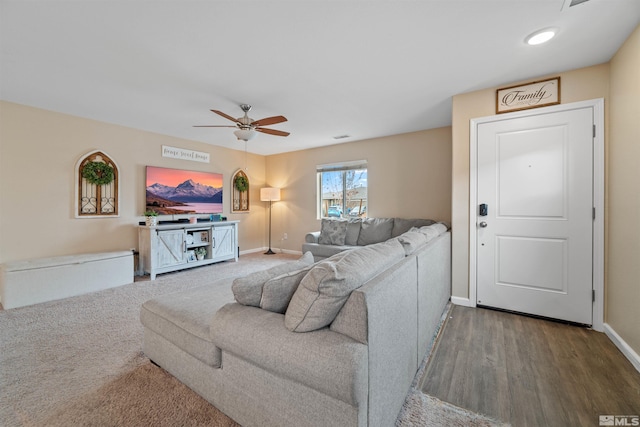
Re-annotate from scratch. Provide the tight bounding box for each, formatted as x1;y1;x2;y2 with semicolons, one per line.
194;104;289;141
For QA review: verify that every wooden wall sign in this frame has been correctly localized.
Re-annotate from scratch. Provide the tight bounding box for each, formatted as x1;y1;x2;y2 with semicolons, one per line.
162;145;210;163
496;77;560;114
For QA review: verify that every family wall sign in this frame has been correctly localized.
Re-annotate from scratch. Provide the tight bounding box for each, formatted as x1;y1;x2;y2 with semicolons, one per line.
496;77;560;114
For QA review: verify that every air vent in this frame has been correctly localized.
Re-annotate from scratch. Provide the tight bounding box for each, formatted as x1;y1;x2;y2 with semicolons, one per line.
562;0;590;10
570;0;590;6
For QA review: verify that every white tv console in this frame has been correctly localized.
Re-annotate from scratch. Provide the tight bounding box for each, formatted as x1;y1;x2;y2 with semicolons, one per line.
138;221;238;280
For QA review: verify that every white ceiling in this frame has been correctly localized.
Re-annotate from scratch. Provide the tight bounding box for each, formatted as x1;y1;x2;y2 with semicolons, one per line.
1;0;638;156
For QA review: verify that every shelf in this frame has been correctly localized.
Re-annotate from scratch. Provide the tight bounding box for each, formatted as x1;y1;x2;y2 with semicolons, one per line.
187;243;208;249
138;221;238;279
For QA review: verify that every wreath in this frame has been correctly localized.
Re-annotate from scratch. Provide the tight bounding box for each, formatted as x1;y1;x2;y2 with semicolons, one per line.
82;161;115;185
234;175;249;192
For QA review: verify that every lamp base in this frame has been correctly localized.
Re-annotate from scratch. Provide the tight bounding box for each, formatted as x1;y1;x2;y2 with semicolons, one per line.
264;248;276;255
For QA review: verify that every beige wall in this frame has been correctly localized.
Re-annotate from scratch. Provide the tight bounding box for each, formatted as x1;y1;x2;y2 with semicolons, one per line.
607;25;640;353
0;103;452;264
265;127;452;253
0;101;268;263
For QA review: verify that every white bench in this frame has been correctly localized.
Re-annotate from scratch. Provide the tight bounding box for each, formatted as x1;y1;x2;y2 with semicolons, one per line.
0;251;133;309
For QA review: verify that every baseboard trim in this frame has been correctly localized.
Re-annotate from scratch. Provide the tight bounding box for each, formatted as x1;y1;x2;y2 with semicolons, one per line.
239;248;302;256
604;323;640;374
281;249;303;255
451;296;473;307
239;248;266;255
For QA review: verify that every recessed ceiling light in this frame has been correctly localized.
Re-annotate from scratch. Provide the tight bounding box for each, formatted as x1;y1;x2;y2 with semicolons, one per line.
525;28;557;45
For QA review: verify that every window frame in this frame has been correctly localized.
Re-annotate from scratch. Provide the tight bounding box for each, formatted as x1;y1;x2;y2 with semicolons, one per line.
316;160;367;219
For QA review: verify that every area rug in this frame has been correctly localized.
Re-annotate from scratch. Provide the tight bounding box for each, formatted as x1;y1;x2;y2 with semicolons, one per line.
37;361;239;427
0;252;507;427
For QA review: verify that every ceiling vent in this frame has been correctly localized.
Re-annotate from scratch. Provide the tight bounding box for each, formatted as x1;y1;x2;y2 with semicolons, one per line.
562;0;590;10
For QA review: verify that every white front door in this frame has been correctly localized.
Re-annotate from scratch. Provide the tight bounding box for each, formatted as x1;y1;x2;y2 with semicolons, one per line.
476;107;594;325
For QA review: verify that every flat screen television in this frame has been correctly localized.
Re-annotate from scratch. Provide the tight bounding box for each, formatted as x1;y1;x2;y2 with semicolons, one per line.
145;166;223;215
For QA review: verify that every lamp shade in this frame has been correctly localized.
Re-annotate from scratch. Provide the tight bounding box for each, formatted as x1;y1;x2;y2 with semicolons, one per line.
260;187;281;202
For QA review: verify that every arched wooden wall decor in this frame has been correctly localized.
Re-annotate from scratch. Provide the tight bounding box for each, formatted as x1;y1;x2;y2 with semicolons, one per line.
231;169;250;213
76;150;120;217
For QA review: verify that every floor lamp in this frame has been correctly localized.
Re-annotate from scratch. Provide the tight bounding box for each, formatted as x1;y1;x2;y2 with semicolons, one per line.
260;187;281;255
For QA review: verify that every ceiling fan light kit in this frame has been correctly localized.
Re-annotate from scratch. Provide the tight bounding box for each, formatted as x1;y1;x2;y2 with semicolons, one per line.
194;104;289;142
234;129;257;141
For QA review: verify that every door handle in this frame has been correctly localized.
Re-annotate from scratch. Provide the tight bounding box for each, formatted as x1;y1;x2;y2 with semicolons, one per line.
479;221;488;228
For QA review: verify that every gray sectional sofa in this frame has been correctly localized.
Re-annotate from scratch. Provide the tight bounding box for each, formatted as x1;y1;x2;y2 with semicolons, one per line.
302;217;437;261
140;222;451;427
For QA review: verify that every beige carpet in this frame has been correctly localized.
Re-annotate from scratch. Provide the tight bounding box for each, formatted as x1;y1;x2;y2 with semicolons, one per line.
0;252;507;427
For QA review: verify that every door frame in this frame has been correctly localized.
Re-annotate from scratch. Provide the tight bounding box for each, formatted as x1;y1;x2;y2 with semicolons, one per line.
468;98;604;332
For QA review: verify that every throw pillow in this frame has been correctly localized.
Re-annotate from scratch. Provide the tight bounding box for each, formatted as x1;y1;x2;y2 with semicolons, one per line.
318;219;348;245
397;228;429;256
285;238;405;332
391;218;435;237
232;251;314;306
260;266;313;313
418;222;449;242
356;217;394;246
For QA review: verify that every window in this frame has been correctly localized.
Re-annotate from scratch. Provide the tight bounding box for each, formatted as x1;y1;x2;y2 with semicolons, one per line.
317;160;367;219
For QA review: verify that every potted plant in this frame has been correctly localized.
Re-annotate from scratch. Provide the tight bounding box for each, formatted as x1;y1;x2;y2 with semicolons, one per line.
144;210;159;227
194;247;207;261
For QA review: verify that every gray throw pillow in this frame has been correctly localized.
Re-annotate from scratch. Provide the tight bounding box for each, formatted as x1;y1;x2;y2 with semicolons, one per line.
260;266;313;313
356;218;394;246
232;251;314;306
397;228;429;256
318;219;348;245
391;218;435;237
418;222;449;242
285;239;405;332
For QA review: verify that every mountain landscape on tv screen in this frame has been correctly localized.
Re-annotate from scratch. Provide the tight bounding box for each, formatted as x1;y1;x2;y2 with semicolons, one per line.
146;179;222;214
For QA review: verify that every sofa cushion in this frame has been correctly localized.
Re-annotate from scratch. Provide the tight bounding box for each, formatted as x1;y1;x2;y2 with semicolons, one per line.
285;239;405;332
345;218;362;246
210;303;368;407
397;228;429;256
357;218;394;245
318;219;348;245
260;266;313;313
391;218;436;237
140;278;235;367
232;252;314;306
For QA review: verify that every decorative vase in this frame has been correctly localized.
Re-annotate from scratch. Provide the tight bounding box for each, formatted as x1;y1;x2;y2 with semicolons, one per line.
196;254;204;261
146;216;158;227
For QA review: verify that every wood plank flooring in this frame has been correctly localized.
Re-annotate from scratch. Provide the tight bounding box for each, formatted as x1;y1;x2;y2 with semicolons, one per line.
420;305;640;427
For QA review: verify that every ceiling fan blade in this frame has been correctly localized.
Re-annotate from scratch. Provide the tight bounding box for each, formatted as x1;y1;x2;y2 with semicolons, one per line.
251;115;288;127
193;125;237;128
256;127;290;137
211;110;240;123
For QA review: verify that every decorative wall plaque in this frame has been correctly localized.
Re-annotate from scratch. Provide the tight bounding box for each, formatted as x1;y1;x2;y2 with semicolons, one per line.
496;77;560;114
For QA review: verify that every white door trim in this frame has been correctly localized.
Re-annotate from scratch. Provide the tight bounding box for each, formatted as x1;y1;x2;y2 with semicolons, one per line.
468;98;604;332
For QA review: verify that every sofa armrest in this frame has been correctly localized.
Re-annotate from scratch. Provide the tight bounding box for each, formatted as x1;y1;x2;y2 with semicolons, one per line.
305;231;320;243
357;255;419;427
